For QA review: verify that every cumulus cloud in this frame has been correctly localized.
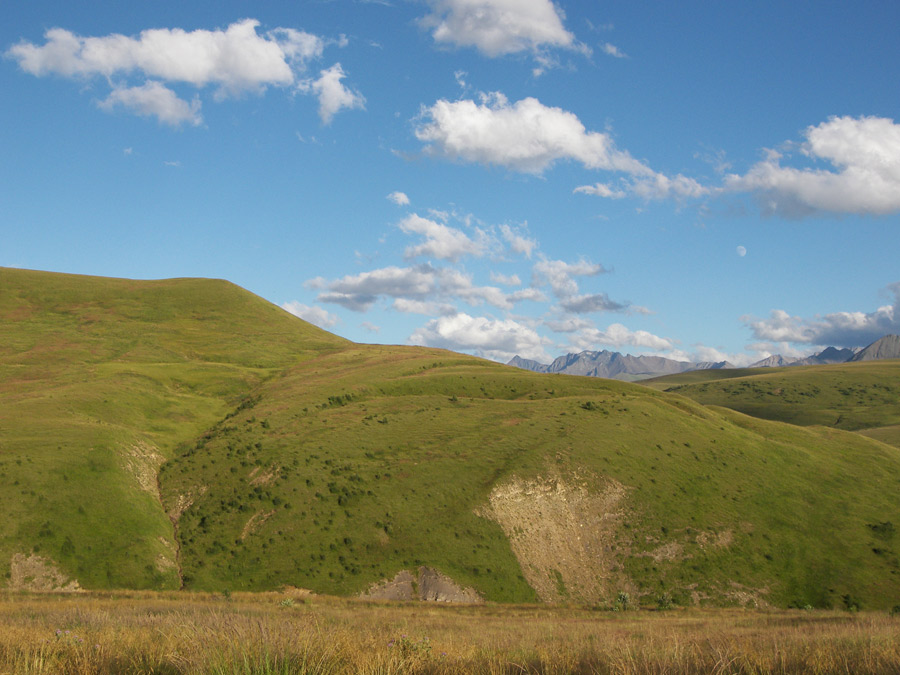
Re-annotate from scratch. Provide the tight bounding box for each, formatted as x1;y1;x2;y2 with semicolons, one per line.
742;283;900;348
409;312;552;362
416;92;652;175
387;191;410;206
281;301;340;328
8;20;320;90
419;0;576;57
569;323;674;352
6;19;363;125
316;265;436;311
314;263;523;312
98;81;201;126
302;62;365;124
398;213;486;261
725;116;900;216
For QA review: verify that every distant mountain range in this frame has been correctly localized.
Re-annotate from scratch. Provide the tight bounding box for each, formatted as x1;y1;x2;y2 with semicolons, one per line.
508;351;733;382
508;335;900;382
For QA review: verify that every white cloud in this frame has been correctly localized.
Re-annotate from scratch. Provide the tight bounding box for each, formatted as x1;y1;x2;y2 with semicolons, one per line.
387;191;410;206
7;20;322;93
490;271;521;286
742;283;900;348
98;81;202;127
317;265;437;311
569;323;674;352
409;312;552;362
314;262;523;312
419;0;575;57
628;172;709;200
600;42;627;59
532;258;607;298
6;20;365;125
544;316;593;333
416;92;652;175
575;172;709;202
725;116;900;216
508;288;546;303
573;183;626;199
281;301;340;328
398;213;486;261
392;298;458;315
302;62;365;124
499;224;538;258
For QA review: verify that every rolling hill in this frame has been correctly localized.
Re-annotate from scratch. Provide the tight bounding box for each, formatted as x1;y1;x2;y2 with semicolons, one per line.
3;267;900;610
643;360;900;448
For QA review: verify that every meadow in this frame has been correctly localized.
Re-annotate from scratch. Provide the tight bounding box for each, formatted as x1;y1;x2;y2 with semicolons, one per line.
3;590;900;675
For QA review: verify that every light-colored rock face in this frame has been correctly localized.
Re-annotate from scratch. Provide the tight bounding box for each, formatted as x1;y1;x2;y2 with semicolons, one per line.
418;566;482;603
122;441;164;500
8;553;80;592
362;567;482;603
478;472;630;604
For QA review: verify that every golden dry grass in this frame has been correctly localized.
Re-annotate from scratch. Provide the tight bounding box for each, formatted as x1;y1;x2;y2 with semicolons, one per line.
1;591;900;674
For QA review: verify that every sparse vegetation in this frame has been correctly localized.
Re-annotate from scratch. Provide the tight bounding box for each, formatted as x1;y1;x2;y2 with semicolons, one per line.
645;362;900;447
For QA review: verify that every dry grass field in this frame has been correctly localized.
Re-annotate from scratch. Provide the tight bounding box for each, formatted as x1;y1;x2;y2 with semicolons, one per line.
2;591;899;674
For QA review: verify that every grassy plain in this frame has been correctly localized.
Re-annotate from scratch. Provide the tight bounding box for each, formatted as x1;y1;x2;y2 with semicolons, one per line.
3;590;900;674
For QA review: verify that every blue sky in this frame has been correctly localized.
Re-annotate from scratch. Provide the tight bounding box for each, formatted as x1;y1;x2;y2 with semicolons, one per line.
3;0;899;366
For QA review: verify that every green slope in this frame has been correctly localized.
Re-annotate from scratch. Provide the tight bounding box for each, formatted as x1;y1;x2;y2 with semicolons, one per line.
644;362;900;447
160;348;900;609
3;268;900;610
0;267;346;589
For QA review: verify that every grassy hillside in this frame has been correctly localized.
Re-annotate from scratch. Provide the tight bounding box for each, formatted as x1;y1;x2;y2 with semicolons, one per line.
0;267;346;589
3;268;900;610
157;347;900;609
644;362;900;447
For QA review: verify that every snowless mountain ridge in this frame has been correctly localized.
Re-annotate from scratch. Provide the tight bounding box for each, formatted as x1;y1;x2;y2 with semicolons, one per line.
508;335;900;382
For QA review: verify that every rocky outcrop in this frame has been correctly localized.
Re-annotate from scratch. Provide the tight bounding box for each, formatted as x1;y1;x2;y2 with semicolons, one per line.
361;567;482;603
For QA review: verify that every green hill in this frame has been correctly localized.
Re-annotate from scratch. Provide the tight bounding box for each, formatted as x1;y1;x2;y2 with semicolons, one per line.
2;268;900;610
644;362;900;448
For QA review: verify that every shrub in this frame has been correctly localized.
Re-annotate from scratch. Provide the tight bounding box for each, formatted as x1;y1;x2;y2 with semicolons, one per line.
656;591;673;610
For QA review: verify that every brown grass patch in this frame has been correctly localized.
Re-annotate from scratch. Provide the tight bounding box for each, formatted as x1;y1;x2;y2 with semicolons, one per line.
1;590;899;674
